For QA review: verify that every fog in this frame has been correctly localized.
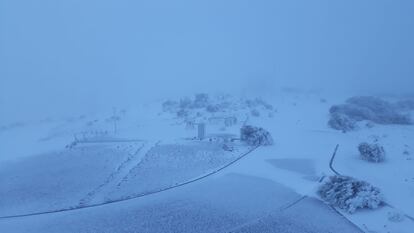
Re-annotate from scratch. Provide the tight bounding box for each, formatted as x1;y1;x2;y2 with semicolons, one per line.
1;0;414;122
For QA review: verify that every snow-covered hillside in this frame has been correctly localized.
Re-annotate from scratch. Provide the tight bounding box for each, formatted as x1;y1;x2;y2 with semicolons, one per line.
1;92;414;233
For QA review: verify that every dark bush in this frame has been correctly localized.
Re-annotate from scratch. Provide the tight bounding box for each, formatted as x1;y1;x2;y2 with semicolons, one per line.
206;104;220;113
176;109;188;118
318;175;383;213
358;143;386;163
329;104;374;122
240;125;273;146
328;113;357;132
193;93;209;108
245;98;273;110
179;97;192;109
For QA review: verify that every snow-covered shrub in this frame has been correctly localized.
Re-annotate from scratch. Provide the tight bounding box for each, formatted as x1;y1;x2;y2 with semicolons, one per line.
265;104;274;110
328;113;357;132
394;100;414;111
176;109;188;118
240;125;273;146
358;143;386;163
193;93;209;108
245;98;273;110
318;175;384;213
206;104;220;113
222;143;234;152
329;104;373;122
245;99;258;108
330;96;412;126
179;97;192;109
347;96;411;124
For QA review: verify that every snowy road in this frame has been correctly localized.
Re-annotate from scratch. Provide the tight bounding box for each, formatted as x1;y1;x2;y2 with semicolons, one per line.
0;173;362;233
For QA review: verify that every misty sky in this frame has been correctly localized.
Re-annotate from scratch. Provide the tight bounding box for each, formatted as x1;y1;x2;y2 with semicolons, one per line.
1;0;414;121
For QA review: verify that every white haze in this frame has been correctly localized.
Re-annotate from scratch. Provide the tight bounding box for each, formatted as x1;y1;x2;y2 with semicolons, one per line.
1;0;414;122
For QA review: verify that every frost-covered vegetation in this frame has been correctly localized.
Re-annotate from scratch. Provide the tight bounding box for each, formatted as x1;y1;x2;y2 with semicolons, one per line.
394;100;414;111
163;94;274;114
328;113;357;132
328;96;413;131
161;94;276;128
162;93;216;115
240;125;273;146
318;175;384;213
358;143;386;163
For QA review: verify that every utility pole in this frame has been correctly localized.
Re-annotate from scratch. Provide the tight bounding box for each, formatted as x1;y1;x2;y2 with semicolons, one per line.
111;107;120;134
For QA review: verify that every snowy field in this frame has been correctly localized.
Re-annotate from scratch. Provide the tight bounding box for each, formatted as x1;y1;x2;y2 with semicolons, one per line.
0;174;362;233
1;92;414;233
0;142;144;215
105;141;245;202
1;137;247;215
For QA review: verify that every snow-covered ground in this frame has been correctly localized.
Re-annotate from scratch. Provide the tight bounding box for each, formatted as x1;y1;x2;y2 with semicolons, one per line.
1;91;414;233
0;174;361;233
0;142;144;215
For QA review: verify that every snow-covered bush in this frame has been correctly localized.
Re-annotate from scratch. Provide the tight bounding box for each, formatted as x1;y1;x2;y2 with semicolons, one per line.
394;100;414;111
331;96;411;125
222;143;234;152
328;96;412;131
263;103;274;110
328;113;357;132
318;175;384;213
176;109;188;118
245;99;259;108
193;93;209;108
347;96;411;124
206;104;220;113
245;98;273;110
358;143;386;163
179;97;192;109
240;125;273;146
